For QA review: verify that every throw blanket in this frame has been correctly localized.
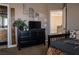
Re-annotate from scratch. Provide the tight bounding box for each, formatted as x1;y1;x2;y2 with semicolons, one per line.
47;39;79;55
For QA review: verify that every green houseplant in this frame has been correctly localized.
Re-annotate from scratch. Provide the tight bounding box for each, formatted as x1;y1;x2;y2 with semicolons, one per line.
13;18;27;30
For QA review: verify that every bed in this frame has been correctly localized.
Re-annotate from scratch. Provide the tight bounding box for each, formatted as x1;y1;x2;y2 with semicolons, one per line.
47;33;79;55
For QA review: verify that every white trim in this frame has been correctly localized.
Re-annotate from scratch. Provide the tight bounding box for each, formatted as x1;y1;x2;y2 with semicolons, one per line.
7;4;12;48
8;44;17;48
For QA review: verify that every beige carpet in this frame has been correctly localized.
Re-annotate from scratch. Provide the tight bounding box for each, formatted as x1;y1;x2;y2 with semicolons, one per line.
0;44;48;55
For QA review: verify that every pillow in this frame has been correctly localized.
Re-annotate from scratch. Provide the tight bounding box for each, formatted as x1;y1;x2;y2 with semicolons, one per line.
69;30;76;39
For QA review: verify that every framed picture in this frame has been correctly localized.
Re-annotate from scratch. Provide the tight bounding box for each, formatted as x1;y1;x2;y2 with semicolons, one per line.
29;8;34;18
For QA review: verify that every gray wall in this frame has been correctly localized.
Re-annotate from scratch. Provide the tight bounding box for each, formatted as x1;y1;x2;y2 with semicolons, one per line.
67;3;79;30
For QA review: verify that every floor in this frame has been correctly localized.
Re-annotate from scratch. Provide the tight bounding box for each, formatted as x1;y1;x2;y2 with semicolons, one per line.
0;44;48;55
0;45;7;49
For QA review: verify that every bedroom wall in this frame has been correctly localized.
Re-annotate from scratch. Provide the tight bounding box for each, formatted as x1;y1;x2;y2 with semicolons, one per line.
9;4;24;20
9;3;49;40
47;3;63;10
23;3;48;40
9;3;48;28
22;3;48;28
67;3;79;31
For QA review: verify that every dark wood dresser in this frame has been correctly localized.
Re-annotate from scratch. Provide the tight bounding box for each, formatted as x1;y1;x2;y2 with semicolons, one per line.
17;29;45;50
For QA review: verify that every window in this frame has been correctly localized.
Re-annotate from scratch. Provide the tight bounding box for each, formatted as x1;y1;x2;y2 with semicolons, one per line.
0;6;7;28
0;16;2;27
0;16;8;28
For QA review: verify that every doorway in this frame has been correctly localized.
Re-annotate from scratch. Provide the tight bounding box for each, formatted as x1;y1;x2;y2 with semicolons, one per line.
11;8;16;45
50;10;64;34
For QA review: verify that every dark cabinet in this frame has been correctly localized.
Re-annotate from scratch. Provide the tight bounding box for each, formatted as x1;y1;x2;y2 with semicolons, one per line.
17;29;45;50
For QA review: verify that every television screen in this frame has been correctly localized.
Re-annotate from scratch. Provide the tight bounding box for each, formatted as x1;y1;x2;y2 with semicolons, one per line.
29;21;41;29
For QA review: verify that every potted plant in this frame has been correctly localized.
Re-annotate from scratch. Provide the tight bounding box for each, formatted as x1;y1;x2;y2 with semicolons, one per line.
13;18;27;31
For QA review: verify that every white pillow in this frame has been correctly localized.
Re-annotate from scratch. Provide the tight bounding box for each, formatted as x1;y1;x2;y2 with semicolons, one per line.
69;30;76;39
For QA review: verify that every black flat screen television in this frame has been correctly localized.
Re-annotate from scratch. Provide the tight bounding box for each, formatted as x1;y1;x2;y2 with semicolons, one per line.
29;21;41;29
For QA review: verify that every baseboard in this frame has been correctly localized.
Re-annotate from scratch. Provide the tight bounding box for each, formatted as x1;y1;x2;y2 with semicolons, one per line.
8;44;17;48
8;40;47;48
